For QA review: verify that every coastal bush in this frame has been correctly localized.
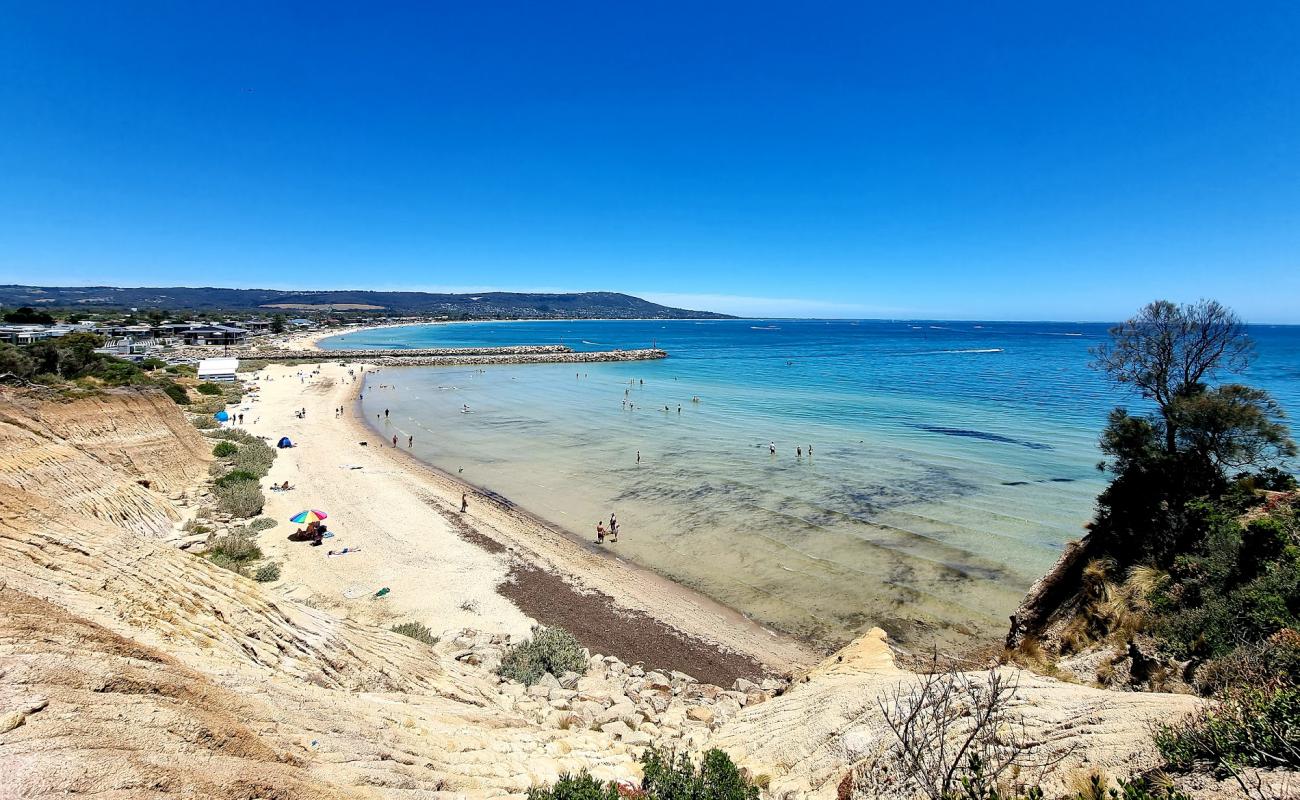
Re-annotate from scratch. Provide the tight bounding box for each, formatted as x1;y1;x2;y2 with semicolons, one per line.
196;382;223;395
190;414;218;430
214;479;265;517
141;357;166;371
497;625;587;686
206;552;248;577
249;516;277;532
188;395;226;414
1154;685;1300;776
208;529;262;562
165;364;197;376
162;383;190;405
253;562;281;583
206;429;277;478
391;621;439;646
525;772;618;800
212;440;238;458
214;469;257;488
232;443;275;479
526;748;759;800
641;747;759;800
207;428;262;446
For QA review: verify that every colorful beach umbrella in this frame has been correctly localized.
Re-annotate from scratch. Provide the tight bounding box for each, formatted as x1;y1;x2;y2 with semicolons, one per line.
289;510;328;524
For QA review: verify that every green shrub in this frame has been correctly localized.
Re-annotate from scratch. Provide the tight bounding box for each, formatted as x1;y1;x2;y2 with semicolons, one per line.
207;530;262;562
253;562;281;583
188;394;227;414
525;748;760;800
1154;685;1300;776
526;772;618;800
642;748;759;800
214;479;265;517
162;383;190;405
391;621;439;646
206;430;276;479
212;441;238;458
141;357;166;371
196;382;223;395
206;428;261;446
497;626;587;686
190;414;218;430
206;552;248;577
165;364;197;376
249;516;277;532
214;469;257;488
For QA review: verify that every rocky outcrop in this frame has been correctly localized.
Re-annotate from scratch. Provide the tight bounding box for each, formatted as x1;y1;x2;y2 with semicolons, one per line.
1005;535;1099;649
710;629;1201;799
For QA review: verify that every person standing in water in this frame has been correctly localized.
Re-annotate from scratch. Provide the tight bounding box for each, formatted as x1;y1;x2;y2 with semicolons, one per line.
636;450;641;464
769;442;776;455
408;435;413;447
608;513;619;542
384;409;389;418
797;446;802;457
808;444;813;456
595;520;606;543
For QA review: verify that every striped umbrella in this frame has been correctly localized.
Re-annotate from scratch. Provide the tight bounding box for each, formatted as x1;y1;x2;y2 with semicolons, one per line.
289;510;328;524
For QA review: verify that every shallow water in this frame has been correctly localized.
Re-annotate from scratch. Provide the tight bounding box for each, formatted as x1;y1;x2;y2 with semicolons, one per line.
328;320;1300;649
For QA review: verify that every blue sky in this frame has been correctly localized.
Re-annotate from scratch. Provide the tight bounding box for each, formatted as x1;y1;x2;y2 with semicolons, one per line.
1;3;1298;321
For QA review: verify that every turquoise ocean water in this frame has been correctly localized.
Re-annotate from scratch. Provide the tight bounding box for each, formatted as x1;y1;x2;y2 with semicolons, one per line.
325;320;1300;649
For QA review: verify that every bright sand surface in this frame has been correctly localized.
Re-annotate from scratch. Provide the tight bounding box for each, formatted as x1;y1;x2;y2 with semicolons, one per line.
239;361;814;676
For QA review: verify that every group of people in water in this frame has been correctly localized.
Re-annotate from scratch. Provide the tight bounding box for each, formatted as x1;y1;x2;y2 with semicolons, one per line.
595;512;620;544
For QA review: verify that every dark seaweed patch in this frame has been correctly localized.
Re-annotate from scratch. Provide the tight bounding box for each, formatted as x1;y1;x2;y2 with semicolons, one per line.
913;424;1052;451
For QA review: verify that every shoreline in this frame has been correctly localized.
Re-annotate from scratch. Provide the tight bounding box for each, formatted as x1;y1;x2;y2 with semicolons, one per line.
249;360;814;683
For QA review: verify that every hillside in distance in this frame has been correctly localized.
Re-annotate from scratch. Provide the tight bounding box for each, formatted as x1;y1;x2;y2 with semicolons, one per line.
0;284;732;319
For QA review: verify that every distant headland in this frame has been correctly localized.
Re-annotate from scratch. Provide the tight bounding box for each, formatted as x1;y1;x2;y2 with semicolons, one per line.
0;284;734;320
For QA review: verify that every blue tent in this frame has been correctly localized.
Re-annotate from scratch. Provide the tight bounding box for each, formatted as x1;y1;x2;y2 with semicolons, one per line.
277;436;293;449
214;411;229;422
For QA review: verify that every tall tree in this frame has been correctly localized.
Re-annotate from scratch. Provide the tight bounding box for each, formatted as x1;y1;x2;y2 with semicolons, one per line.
1090;300;1294;564
1091;300;1253;455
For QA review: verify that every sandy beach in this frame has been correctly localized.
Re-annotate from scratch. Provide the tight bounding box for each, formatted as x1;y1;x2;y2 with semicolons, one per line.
241;360;814;683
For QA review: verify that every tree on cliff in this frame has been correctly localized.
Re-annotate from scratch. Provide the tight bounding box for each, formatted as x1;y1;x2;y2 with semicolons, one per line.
1090;300;1294;565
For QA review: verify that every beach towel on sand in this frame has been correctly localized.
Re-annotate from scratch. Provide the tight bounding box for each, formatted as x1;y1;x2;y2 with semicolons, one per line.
327;547;361;558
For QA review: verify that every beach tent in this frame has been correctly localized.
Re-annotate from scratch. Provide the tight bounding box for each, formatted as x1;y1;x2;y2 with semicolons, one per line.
277;436;293;448
214;411;230;422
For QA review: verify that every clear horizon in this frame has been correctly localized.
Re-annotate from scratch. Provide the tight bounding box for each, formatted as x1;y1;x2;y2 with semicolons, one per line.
2;5;1298;322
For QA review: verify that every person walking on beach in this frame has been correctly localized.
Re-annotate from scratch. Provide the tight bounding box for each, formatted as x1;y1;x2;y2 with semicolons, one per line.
460;493;469;513
392;434;398;447
408;435;413;447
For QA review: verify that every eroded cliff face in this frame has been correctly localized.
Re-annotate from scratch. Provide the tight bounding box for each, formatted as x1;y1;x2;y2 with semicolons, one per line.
0;388;210;537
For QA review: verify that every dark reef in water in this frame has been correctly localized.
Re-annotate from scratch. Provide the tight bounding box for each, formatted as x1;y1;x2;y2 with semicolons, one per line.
913;424;1052;450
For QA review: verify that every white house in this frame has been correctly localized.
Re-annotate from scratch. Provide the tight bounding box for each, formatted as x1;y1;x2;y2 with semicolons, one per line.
197;358;239;382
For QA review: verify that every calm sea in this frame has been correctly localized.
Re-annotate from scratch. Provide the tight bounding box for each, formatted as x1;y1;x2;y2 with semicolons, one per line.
325;320;1300;650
